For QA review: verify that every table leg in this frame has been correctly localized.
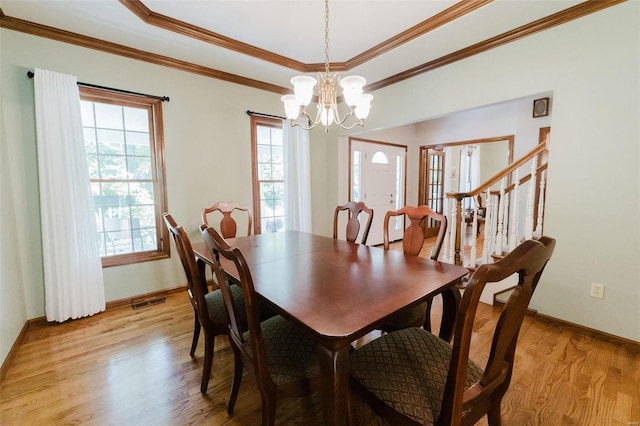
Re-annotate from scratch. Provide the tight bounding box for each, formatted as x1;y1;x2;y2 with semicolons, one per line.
439;286;461;341
318;344;350;426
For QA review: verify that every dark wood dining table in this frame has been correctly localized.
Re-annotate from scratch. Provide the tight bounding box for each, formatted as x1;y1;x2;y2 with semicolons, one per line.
191;231;468;425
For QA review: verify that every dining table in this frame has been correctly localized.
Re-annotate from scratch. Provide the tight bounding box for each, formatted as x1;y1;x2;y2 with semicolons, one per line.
191;230;468;425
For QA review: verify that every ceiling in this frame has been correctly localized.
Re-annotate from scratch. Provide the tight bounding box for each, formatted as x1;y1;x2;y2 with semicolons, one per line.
0;0;625;95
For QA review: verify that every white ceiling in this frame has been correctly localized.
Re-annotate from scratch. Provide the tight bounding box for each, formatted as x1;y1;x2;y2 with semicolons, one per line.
1;0;602;91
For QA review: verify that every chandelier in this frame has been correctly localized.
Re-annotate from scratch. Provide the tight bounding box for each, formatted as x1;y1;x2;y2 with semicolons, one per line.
281;0;373;132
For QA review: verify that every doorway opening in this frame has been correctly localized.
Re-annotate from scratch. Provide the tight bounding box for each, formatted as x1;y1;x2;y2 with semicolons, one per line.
419;135;515;237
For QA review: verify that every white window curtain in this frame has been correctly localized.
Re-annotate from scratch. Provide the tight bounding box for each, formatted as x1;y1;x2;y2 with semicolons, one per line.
283;121;312;232
33;68;105;322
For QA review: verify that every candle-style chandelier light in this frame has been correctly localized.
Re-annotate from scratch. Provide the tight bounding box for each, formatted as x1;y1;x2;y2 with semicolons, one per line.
281;0;373;132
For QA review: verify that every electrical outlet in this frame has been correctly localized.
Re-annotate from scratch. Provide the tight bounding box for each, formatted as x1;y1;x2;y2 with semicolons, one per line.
590;282;605;299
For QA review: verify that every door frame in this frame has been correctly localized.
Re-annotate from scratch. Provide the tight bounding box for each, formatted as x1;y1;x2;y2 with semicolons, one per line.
419;148;446;237
419;135;515;201
419;135;514;237
349;137;408;244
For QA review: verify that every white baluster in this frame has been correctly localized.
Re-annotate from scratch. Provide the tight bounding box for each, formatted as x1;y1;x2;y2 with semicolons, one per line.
461;201;467;266
442;201;451;261
482;190;494;264
509;170;520;250
469;198;477;268
524;157;538;239
534;171;546;239
495;180;506;256
502;191;509;249
448;200;457;263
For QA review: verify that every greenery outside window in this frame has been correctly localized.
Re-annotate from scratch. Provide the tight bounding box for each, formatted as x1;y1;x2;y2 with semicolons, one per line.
80;87;169;267
250;115;285;234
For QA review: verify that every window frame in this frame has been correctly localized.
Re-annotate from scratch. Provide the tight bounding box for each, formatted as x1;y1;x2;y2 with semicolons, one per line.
79;86;169;267
250;115;284;235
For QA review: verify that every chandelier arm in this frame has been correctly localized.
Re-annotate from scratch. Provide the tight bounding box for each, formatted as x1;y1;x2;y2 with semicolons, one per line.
288;119;315;131
332;106;355;126
338;119;366;131
292;108;320;130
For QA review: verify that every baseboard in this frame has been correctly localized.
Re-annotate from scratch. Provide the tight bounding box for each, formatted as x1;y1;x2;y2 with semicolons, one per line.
0;316;48;383
106;285;186;310
534;312;640;348
491;291;639;348
0;285;187;384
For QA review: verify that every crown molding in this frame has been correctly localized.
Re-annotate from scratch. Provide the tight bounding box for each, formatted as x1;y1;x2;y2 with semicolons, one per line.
0;12;290;94
345;0;492;70
366;0;627;92
118;0;492;74
119;0;309;73
0;0;627;95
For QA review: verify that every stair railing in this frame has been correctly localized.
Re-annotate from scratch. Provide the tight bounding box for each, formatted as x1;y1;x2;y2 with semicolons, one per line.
443;141;548;267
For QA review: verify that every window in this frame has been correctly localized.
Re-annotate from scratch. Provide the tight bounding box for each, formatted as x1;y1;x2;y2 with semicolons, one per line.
250;115;284;234
371;151;389;164
80;87;169;267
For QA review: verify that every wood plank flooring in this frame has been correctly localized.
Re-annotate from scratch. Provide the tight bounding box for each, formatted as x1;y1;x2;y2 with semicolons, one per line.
1;288;638;425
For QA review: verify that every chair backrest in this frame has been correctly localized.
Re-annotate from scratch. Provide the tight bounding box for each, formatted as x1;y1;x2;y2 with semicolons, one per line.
201;201;252;238
383;205;447;260
199;225;271;385
333;201;374;245
163;213;211;330
441;236;556;425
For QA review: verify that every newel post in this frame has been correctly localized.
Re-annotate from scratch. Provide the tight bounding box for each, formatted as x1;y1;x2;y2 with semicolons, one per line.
454;196;464;266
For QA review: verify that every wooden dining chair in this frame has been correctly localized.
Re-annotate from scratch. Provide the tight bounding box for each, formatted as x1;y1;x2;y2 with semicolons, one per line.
200;225;320;426
333;201;374;245
380;205;448;332
163;213;249;393
200;201;255;343
201;201;253;238
349;237;556;426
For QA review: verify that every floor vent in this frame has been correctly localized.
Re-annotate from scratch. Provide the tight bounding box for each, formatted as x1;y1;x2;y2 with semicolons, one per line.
131;296;166;310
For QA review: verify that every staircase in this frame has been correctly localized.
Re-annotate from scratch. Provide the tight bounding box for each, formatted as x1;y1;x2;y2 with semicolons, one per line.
442;140;549;271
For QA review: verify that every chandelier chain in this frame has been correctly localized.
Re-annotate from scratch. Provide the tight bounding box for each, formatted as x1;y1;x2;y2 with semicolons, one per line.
324;0;330;76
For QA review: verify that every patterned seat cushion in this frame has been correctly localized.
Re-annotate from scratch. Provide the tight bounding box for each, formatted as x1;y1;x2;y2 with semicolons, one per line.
205;284;246;327
350;327;484;425
245;315;320;386
205;284;275;330
380;301;428;331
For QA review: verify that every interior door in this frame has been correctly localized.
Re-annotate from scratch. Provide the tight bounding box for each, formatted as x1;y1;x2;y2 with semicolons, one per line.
419;148;445;238
351;140;406;246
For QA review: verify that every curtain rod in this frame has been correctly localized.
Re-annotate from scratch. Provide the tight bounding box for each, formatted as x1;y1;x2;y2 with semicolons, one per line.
246;110;284;120
27;71;170;102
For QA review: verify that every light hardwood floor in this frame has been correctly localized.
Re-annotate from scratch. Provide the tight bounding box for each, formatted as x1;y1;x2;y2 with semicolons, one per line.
1;289;638;425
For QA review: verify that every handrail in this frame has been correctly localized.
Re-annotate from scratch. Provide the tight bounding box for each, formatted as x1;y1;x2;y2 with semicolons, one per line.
490;163;548;196
446;141;548;199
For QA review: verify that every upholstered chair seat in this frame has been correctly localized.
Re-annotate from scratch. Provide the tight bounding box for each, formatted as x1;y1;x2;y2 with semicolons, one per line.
205;284;245;326
350;327;483;425
379;302;429;331
244;315;320;387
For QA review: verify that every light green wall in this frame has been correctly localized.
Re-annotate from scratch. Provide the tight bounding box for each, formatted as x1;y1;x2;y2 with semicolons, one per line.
1;2;638;367
343;3;640;341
